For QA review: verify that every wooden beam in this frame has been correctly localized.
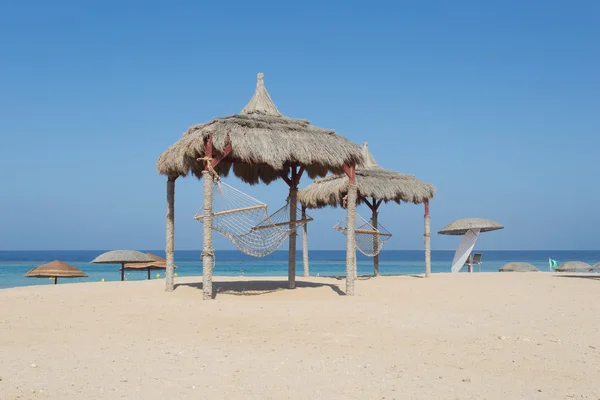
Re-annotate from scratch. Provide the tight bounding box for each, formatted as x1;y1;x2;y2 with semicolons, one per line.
280;170;293;187
296;165;305;186
211;136;232;168
375;199;383;210
195;204;266;219
342;163;356;184
251;218;313;230
363;198;375;212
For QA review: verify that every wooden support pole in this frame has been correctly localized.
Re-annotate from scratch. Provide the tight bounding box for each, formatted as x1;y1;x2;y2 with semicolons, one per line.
202;170;214;299
424;199;431;277
165;176;176;292
121;262;125;281
343;164;357;295
148;267;151;280
372;199;380;277
288;165;298;289
302;205;309;277
54;276;58;285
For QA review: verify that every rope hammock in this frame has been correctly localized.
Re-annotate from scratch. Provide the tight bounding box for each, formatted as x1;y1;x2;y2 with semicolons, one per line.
195;180;312;258
334;212;392;257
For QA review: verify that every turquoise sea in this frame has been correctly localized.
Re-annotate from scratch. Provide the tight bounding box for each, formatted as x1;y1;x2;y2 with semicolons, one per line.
1;250;599;289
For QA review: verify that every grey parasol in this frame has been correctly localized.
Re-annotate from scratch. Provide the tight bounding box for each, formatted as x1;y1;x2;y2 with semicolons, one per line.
91;250;154;281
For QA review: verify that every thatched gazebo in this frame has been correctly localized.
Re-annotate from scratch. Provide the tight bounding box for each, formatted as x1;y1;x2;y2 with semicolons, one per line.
25;260;88;284
157;73;363;299
298;143;435;277
122;253;177;280
555;261;594;272
91;250;155;281
499;262;540;272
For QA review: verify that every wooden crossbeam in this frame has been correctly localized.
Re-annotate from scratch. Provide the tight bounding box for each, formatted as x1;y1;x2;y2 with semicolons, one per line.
194;204;266;220
251;218;313;230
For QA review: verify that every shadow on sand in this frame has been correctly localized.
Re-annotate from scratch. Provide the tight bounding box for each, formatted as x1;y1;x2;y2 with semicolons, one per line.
174;279;346;298
553;274;600;281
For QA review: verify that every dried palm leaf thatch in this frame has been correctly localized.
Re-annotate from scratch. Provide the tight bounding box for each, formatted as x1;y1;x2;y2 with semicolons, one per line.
122;253;177;270
438;218;504;236
555;261;594;272
298;143;435;208
157;73;363;184
499;262;540;272
25;261;87;278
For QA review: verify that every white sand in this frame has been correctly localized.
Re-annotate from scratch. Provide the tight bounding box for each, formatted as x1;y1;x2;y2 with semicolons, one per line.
1;273;599;399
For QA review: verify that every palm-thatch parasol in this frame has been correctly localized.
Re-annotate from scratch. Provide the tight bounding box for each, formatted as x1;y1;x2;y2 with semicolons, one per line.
122;253;178;280
157;73;363;298
91;250;154;281
25;260;88;284
438;218;503;273
555;261;594;272
499;262;540;272
298;143;435;277
593;262;600;271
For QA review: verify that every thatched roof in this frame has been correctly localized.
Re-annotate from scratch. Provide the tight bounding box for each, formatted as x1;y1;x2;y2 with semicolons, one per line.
25;260;88;278
91;250;154;264
298;143;435;208
123;253;177;270
555;261;594;272
593;262;600;270
156;73;363;184
499;262;540;272
438;218;504;236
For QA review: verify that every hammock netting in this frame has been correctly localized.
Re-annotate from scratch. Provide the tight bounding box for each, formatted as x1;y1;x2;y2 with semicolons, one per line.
195;181;312;258
334;212;392;257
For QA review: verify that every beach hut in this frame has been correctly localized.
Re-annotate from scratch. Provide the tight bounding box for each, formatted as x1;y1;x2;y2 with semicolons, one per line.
555;261;594;272
25;260;87;284
499;262;539;272
438;218;503;273
298;143;435;277
122;253;177;280
157;73;363;298
91;250;154;281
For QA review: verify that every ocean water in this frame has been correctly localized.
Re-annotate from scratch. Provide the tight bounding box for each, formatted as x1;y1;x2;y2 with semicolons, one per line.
0;250;599;290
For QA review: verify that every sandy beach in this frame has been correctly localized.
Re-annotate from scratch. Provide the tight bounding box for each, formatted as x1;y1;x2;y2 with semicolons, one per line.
1;273;599;399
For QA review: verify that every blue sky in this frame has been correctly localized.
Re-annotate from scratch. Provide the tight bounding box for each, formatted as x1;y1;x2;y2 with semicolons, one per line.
0;0;599;250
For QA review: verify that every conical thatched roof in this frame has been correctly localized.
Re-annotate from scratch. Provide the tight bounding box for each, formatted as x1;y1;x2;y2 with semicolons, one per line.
499;262;540;272
157;73;363;184
91;250;154;264
298;143;435;208
593;262;600;270
25;260;88;278
555;261;594;272
123;253;177;270
438;218;504;236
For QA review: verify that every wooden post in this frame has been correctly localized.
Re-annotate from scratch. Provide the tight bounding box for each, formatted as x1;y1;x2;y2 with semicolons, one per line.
372;205;379;277
165;176;176;291
202;169;214;300
288;166;298;289
424;199;431;277
121;263;125;281
147;267;151;280
301;205;309;277
343;164;357;295
54;277;58;285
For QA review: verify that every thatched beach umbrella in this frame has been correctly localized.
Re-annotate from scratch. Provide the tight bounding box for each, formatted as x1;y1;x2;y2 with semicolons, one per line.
298;143;435;277
25;260;87;284
438;218;503;273
555;261;594;272
157;73;363;298
593;262;600;271
123;253;177;280
91;250;154;281
499;262;539;272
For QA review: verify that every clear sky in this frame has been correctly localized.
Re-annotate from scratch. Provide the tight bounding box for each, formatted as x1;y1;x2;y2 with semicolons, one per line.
1;0;599;251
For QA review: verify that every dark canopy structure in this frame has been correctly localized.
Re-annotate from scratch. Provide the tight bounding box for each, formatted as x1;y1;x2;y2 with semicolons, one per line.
157;73;364;298
25;260;87;284
298;143;435;276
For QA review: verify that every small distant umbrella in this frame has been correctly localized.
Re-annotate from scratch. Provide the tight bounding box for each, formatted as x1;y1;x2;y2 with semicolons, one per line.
25;260;87;284
593;262;600;271
499;262;540;272
122;253;178;280
438;218;504;273
91;250;154;281
555;261;594;272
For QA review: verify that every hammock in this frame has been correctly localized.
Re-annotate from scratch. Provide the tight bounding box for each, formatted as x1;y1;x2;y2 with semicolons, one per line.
195;180;312;258
334;212;392;257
